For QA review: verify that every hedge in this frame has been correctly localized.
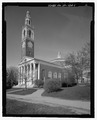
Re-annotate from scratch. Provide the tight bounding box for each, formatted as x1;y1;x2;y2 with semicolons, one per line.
44;79;61;93
34;79;44;88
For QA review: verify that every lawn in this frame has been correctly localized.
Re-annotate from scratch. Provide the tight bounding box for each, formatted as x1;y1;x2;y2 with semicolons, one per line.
9;89;37;95
42;85;90;101
6;99;76;115
6;88;23;92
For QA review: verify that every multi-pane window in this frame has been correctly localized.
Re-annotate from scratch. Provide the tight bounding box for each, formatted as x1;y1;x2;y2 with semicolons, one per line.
53;72;57;78
48;71;52;79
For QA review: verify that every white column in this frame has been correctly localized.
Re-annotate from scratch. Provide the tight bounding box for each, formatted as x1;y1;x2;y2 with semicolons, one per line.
18;67;20;85
38;63;40;79
31;63;33;84
29;63;32;85
23;65;25;84
20;66;22;84
22;66;23;84
27;64;28;80
30;63;32;79
20;67;22;84
33;63;36;81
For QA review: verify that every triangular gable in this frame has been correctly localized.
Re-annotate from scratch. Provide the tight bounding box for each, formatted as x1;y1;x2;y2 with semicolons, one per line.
19;57;34;65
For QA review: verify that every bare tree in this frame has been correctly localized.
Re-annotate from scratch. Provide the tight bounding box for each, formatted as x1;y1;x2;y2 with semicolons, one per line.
77;42;90;70
77;42;90;82
6;66;18;89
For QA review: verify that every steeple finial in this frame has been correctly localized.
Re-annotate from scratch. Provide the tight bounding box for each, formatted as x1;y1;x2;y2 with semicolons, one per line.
57;52;61;58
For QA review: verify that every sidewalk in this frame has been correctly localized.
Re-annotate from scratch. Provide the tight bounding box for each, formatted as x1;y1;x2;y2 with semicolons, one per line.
7;89;90;114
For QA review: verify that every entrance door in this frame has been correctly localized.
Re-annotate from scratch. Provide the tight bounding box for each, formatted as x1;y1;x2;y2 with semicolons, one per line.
41;69;45;81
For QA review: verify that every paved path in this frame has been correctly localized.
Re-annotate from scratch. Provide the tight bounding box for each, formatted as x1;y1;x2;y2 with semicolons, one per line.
7;89;90;114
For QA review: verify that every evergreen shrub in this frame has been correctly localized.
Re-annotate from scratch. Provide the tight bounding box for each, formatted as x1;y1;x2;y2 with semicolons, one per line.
35;79;44;88
44;79;61;93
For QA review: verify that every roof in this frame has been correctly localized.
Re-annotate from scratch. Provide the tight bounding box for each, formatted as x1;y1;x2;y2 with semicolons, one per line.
51;58;65;62
18;57;64;69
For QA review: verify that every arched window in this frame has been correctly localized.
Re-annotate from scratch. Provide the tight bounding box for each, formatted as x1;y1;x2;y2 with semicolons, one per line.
58;73;61;79
27;20;29;25
29;20;30;25
53;72;57;79
28;30;31;38
48;71;52;79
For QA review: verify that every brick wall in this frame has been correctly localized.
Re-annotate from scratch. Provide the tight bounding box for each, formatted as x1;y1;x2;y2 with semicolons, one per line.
40;63;64;80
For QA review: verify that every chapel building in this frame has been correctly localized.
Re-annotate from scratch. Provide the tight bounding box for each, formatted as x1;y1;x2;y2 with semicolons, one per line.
18;11;66;87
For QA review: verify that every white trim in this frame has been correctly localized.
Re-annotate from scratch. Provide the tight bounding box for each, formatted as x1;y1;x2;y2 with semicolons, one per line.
18;58;34;66
18;58;64;69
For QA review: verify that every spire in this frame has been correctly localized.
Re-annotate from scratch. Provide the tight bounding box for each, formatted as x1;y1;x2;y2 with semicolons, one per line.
57;52;61;58
25;11;31;26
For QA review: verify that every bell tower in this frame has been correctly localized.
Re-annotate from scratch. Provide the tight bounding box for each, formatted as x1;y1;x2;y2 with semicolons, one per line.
21;11;34;60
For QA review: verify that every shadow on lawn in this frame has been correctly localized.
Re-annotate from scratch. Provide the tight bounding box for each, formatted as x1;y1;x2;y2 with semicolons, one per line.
8;88;37;95
42;84;90;101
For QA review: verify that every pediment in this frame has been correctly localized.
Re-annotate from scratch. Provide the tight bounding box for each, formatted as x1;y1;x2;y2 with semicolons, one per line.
19;57;34;65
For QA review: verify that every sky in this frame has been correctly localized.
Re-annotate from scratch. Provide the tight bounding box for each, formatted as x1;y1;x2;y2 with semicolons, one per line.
5;5;92;67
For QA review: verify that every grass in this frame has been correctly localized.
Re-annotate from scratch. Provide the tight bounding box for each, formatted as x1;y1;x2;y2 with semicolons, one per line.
6;88;23;92
6;99;76;115
42;85;90;101
9;89;37;95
